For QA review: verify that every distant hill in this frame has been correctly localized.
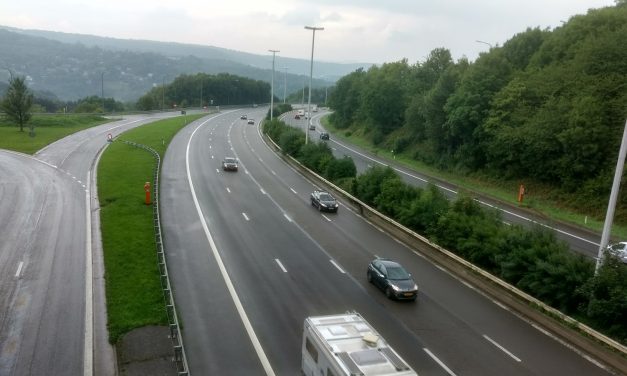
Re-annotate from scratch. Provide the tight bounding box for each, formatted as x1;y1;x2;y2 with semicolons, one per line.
0;26;372;101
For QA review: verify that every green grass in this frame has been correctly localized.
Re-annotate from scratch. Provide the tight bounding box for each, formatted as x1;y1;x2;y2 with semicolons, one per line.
0;114;111;154
97;113;205;343
321;116;627;239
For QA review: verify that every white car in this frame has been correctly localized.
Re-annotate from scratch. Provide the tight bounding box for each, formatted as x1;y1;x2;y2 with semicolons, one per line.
606;242;627;264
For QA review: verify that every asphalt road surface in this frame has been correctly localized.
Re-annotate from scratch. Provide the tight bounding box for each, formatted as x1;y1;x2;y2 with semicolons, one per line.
161;109;611;375
287;110;603;259
0;112;180;376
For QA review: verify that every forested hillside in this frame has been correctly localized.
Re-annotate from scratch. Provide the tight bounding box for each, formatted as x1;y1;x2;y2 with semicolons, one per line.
328;4;627;222
0;28;334;101
136;73;270;110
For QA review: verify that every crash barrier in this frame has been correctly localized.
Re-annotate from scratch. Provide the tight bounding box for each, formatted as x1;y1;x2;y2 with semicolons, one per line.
261;132;627;374
122;140;190;376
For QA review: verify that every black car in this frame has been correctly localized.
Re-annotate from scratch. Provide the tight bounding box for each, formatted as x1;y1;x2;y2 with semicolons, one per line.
367;259;418;301
222;157;238;171
320;132;330;140
240;114;247;120
310;190;338;213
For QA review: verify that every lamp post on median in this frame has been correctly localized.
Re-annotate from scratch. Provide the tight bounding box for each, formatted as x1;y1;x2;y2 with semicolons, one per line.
283;66;288;104
476;40;493;48
269;49;279;120
101;72;105;113
304;25;324;145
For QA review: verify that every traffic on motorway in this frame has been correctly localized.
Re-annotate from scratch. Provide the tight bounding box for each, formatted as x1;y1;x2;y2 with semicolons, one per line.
157;109;616;375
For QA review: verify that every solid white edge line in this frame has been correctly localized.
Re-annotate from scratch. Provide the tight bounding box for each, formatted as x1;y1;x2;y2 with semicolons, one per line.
15;261;24;278
260;188;266;195
84;171;94;376
483;335;522;362
330;259;345;274
283;213;292;222
423;348;457;376
275;259;288;273
186;117;276;376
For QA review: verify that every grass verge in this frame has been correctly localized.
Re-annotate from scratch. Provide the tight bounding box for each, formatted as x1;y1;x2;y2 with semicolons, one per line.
320;115;627;239
98;113;206;343
0;114;111;154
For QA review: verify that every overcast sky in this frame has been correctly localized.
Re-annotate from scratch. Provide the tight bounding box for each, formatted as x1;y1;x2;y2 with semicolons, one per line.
0;0;617;64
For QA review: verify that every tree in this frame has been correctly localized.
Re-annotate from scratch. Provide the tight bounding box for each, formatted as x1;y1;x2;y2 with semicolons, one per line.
1;76;33;133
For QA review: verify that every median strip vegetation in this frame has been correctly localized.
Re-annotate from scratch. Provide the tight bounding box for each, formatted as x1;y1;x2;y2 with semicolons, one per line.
97;114;205;343
264;117;627;347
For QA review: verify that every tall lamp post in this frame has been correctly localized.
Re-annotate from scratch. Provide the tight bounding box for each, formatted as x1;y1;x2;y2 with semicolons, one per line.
304;25;324;144
101;72;105;113
268;49;280;120
476;40;493;48
283;66;288;104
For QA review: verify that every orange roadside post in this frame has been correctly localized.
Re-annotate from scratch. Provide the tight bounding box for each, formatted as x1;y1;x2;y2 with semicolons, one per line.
517;184;525;204
144;182;151;205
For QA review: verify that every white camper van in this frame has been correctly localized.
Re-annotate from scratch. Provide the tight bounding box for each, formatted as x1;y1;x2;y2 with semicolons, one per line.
302;313;418;376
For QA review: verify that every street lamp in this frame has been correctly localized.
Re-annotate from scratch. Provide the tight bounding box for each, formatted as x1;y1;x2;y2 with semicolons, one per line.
268;49;280;120
305;25;324;145
283;66;288;104
101;72;105;113
476;40;493;48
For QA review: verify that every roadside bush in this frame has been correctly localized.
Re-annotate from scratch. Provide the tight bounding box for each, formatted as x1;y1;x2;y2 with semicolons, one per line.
278;128;305;157
324;157;357;182
266;103;293;120
373;176;419;218
579;258;627;342
353;166;398;205
300;142;333;173
399;184;450;233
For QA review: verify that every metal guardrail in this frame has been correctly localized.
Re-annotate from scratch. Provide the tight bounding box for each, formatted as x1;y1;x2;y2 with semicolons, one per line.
121;140;190;376
261;130;627;374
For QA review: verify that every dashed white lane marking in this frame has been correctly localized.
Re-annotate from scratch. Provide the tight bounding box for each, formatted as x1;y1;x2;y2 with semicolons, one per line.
226;187;231;193
15;261;24;278
483;335;521;362
423;348;457;376
77;180;82;184
216;168;220;173
290;187;297;194
284;214;292;222
186;111;276;376
209;145;212;149
321;214;332;222
211;155;214;159
275;259;288;273
271;170;277;176
242;212;250;221
330;259;345;274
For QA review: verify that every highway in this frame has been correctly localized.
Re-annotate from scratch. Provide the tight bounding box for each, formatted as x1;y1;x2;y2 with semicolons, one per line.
288;110;603;259
161;109;611;375
0;113;179;376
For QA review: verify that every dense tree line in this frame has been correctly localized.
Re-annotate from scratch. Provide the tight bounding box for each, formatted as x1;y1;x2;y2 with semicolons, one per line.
263;119;627;344
136;73;270;110
328;4;627;221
